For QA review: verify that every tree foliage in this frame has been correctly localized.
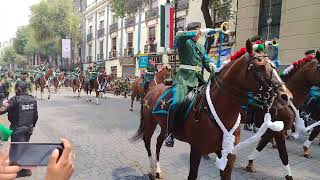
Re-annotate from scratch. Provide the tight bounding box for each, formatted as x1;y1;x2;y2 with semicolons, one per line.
1;46;17;65
29;0;80;59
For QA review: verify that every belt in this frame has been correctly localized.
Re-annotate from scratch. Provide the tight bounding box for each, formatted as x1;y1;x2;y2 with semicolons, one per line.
179;65;202;72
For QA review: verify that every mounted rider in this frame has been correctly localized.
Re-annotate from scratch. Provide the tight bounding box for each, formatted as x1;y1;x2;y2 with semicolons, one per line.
141;59;157;91
165;22;216;147
35;62;47;83
72;67;81;80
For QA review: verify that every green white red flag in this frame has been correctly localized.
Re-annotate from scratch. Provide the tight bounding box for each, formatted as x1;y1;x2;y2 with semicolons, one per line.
160;3;174;49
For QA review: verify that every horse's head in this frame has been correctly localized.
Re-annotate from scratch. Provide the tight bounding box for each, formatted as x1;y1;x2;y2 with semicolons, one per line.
224;39;292;111
157;64;172;80
304;50;320;87
47;68;53;76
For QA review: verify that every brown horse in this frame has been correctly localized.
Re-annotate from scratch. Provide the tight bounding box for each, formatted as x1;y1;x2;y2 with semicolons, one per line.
83;73;105;104
131;40;292;180
35;69;53;100
245;51;320;179
72;72;84;98
130;65;171;111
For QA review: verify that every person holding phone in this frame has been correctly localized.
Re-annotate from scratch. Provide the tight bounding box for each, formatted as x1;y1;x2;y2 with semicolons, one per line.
0;81;38;177
0;138;74;180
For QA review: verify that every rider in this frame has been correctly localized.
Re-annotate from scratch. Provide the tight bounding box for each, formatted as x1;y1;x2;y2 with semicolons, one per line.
35;62;47;82
72;67;81;80
165;22;216;147
305;49;315;57
87;61;98;87
142;59;157;91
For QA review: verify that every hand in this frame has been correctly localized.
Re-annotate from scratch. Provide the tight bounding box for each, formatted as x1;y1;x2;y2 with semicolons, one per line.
2;100;8;106
45;138;74;180
0;151;21;180
209;63;216;72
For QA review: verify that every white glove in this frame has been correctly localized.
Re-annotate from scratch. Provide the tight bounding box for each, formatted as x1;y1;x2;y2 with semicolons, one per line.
2;100;8;106
209;63;216;72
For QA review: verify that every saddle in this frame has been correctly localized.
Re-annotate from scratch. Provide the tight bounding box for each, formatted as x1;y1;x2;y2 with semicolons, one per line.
152;85;204;127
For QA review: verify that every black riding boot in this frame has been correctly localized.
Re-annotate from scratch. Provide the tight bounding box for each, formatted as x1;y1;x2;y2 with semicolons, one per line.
165;109;175;147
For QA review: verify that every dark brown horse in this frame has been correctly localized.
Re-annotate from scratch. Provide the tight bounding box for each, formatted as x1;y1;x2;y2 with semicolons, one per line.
131;40;292;180
245;51;320;179
72;72;84;98
35;69;53;100
83;72;105;104
130;65;171;111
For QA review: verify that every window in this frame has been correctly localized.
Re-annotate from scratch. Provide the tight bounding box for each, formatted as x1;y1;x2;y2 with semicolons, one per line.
258;0;282;40
89;26;93;34
176;17;186;31
149;0;158;8
112;37;117;51
99;41;104;59
112;15;118;24
127;33;133;48
99;20;104;29
148;26;156;42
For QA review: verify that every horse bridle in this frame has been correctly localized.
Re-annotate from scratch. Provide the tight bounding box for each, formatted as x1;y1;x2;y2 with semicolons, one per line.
212;54;284;110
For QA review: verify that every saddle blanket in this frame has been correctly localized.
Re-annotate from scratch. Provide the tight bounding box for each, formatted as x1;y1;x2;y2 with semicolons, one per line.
152;86;201;127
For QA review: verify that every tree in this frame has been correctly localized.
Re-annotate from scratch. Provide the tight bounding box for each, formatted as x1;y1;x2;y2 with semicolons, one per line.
0;46;17;65
29;0;80;63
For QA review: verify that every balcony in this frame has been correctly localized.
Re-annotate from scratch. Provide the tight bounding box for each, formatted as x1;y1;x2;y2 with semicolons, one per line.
145;7;159;21
176;0;189;11
87;33;93;41
149;54;162;64
86;56;93;62
124;47;134;57
98;28;105;37
125;17;135;28
144;43;157;54
109;50;118;59
109;23;118;33
97;54;104;60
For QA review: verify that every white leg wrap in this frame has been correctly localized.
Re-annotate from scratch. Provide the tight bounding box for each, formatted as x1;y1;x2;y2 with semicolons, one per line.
155;161;161;173
284;164;292;176
248;149;260;160
304;139;312;148
96;97;99;104
148;156;156;176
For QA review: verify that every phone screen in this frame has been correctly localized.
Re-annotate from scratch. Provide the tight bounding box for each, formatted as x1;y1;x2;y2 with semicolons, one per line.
9;143;64;166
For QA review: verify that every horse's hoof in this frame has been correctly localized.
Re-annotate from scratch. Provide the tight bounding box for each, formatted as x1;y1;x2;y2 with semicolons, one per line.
272;144;277;149
303;154;312;159
285;175;293;180
245;165;256;173
148;173;156;180
156;172;163;179
130;108;133;111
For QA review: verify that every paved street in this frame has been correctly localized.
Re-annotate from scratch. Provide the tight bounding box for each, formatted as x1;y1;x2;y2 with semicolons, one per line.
7;88;320;180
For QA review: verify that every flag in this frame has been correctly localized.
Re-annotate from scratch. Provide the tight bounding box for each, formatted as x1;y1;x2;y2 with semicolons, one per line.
160;3;175;49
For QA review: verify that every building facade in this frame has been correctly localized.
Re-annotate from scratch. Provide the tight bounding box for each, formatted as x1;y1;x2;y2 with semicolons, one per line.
235;0;320;64
83;0;237;77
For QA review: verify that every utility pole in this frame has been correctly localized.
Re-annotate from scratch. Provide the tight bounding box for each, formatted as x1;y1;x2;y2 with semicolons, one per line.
173;0;177;74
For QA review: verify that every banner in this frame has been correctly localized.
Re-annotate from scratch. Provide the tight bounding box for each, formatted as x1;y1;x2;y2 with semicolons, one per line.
62;39;71;58
138;56;149;69
160;3;174;49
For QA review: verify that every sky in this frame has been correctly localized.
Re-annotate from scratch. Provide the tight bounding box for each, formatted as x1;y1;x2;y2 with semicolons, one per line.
0;0;40;42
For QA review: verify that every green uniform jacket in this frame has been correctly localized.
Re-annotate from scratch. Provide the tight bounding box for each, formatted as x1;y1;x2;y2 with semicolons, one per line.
174;37;213;87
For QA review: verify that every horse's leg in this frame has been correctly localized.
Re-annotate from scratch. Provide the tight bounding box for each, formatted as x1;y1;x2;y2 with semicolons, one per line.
187;148;202;180
246;129;273;172
130;91;136;111
154;127;166;179
144;120;157;178
303;126;320;159
77;86;81;98
219;154;236;180
273;131;293;180
47;84;51;99
96;91;99;104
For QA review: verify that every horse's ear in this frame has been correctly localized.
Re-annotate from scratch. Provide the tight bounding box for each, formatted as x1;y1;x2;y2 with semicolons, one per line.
316;50;320;61
246;39;254;57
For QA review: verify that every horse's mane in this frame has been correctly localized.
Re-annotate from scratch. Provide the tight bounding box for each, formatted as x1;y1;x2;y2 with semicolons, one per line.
280;55;315;79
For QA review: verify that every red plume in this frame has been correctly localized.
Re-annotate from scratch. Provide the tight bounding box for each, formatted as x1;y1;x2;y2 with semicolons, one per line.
230;48;247;61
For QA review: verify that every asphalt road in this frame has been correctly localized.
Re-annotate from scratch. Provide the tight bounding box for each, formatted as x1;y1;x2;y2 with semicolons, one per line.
5;88;320;180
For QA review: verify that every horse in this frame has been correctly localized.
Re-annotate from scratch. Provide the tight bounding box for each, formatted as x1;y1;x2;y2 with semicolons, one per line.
35;69;53;100
131;39;292;180
72;72;84;98
130;65;171;111
57;71;65;89
52;72;60;93
245;51;320;178
83;72;105;104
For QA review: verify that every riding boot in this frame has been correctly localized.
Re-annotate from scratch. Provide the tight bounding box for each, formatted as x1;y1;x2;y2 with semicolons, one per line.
165;109;176;147
16;169;32;178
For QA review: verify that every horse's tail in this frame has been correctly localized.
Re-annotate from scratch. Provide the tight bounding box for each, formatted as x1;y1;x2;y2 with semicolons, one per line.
130;104;144;142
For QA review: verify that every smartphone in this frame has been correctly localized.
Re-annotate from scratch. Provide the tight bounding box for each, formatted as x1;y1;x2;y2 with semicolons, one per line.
9;142;64;166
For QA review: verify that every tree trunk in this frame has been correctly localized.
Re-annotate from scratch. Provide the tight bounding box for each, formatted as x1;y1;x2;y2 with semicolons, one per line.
201;0;214;53
201;0;213;28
